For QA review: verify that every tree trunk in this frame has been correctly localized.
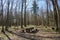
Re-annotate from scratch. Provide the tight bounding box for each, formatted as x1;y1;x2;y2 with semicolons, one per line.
21;0;23;28
24;0;27;27
46;0;49;26
5;0;10;31
1;0;5;32
51;0;59;31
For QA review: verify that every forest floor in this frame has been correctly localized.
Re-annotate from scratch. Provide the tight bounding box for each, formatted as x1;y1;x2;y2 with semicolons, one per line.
0;25;60;40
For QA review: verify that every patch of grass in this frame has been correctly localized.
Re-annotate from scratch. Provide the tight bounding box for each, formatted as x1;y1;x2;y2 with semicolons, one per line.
35;25;56;32
0;33;8;40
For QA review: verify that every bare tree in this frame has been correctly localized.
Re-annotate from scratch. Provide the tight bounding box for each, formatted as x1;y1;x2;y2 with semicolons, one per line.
15;0;18;27
5;0;10;31
46;0;49;26
21;0;24;28
9;0;14;27
51;0;59;31
1;0;4;32
24;0;27;27
40;7;44;26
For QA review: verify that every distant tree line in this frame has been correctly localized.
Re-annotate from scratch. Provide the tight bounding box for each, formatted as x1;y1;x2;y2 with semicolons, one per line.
0;0;60;32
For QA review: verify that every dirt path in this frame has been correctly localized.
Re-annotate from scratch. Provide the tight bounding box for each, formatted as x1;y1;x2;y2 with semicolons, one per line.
0;30;60;40
11;30;60;40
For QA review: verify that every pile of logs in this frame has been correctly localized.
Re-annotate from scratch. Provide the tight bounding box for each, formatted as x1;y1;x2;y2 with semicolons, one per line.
21;27;39;33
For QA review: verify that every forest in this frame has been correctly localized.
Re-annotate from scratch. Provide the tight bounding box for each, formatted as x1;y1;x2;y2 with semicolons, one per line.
0;0;60;40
